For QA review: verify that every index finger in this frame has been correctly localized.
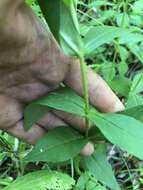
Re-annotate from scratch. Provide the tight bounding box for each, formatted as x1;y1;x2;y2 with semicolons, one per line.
64;60;125;113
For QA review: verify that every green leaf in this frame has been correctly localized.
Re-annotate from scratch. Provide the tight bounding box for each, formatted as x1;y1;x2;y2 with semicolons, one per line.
132;0;143;13
118;46;129;62
74;172;91;190
118;62;128;76
126;94;143;108
119;32;143;44
75;172;107;190
24;88;85;130
116;13;130;27
130;14;142;27
37;0;60;41
25;127;88;163
100;62;116;82
24;87;143;162
128;44;143;64
89;0;113;8
86;181;107;190
26;0;34;5
0;178;12;187
37;0;83;56
82;144;120;190
89;112;143;160
2;170;75;190
130;73;143;94
109;77;131;97
126;73;143;108
24;105;49;131
84;26;131;55
121;105;143;122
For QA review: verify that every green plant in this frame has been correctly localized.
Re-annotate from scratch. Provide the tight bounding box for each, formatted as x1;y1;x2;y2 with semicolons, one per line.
23;0;143;189
2;0;143;190
2;171;75;190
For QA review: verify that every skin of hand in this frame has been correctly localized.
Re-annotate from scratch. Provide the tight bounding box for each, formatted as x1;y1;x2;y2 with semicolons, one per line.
0;0;124;156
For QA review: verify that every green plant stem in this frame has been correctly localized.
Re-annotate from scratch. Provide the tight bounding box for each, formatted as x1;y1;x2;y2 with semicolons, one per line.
70;159;74;178
79;56;90;137
122;0;129;28
125;0;129;12
113;40;119;64
74;156;82;176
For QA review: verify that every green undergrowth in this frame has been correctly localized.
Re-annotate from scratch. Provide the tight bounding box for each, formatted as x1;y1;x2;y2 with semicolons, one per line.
1;0;143;190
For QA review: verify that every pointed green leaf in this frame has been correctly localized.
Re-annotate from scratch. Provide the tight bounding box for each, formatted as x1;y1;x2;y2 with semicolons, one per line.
25;127;88;163
89;112;143;160
84;26;131;55
126;94;143;108
37;0;83;56
130;73;143;94
128;44;143;64
126;73;143;108
121;105;143;122
82;144;120;190
24;88;85;130
109;76;131;97
24;105;49;131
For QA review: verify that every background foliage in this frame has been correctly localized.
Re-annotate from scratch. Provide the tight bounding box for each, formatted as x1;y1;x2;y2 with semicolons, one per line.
1;0;143;190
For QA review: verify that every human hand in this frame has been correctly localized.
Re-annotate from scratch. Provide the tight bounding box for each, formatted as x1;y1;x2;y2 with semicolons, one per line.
0;0;124;155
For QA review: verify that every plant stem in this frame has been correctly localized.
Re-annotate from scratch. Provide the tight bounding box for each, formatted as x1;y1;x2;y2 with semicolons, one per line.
121;0;129;29
70;159;74;178
79;55;90;137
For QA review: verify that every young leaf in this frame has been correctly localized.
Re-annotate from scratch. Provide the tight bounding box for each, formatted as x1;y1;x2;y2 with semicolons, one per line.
89;112;143;160
116;13;130;27
118;46;129;62
2;170;75;190
25;127;88;163
24;88;85;130
37;0;83;56
82;144;120;190
118;62;128;76
84;26;131;55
